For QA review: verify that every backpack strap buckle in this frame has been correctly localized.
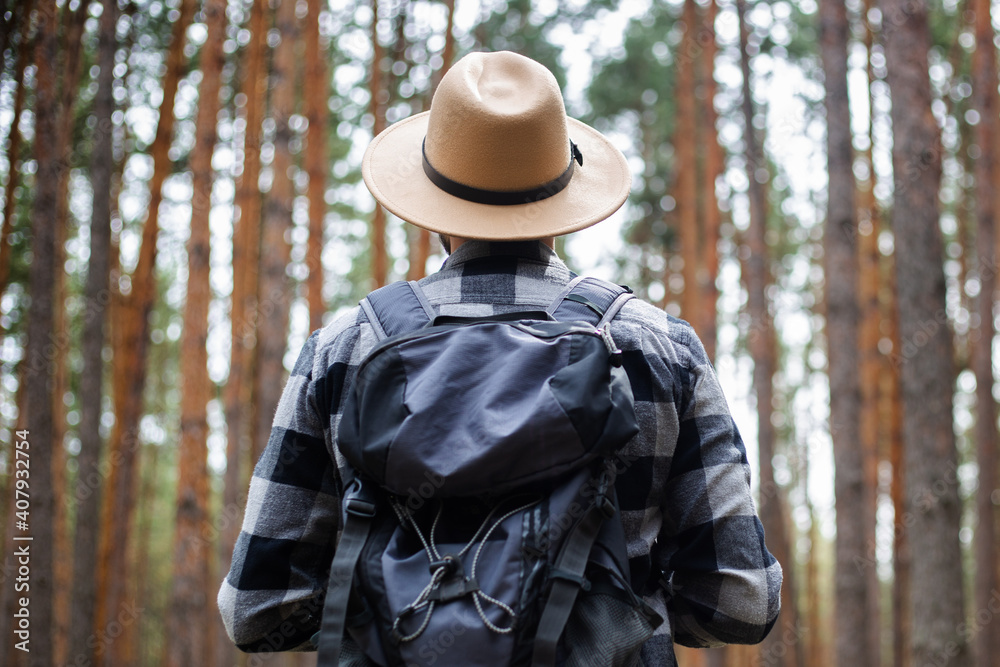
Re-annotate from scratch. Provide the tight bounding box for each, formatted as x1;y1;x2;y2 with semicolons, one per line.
317;480;378;667
549;568;592;592
344;479;377;519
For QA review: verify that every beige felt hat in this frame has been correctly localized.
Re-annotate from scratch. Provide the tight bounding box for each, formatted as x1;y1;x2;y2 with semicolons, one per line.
362;51;631;241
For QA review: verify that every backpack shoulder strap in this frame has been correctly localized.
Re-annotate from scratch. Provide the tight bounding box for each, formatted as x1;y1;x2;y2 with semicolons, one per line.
316;478;378;667
531;467;619;666
547;276;634;328
359;280;437;341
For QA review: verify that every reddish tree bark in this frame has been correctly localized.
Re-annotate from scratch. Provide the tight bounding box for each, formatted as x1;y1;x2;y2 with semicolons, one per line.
221;2;268;666
225;0;268;490
970;0;1000;664
370;0;388;287
697;0;723;362
858;9;911;667
736;2;802;665
304;0;330;331
95;2;195;665
674;0;700;329
164;0;227;664
254;0;297;469
858;4;886;663
408;0;455;280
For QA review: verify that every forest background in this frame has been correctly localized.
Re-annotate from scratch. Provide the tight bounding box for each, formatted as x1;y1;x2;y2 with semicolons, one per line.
0;0;998;665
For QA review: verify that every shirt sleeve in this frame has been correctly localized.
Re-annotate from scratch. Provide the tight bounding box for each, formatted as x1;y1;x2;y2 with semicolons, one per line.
217;329;342;652
656;324;783;648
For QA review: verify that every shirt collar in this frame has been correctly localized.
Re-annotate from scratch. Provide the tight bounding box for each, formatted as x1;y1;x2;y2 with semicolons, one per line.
442;239;561;268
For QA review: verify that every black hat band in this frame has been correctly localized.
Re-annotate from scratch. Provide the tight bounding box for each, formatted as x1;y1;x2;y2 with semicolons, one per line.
421;139;583;206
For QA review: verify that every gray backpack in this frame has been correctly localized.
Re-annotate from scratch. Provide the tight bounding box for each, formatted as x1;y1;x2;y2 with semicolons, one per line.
316;277;661;666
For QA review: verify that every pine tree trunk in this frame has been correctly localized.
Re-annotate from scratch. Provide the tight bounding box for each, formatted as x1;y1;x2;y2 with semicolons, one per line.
0;0;34;300
132;443;159;665
51;6;89;662
428;0;457;96
819;1;875;665
164;0;227;664
858;3;884;662
95;2;195;665
406;225;433;280
697;0;722;362
861;10;911;667
304;0;329;332
254;0;297;470
879;0;971;663
21;0;61;663
227;5;268;470
50;185;72;667
883;235;910;667
407;0;455;280
441;0;457;76
736;3;802;665
69;4;117;664
970;0;999;663
674;0;700;329
222;11;268;662
807;500;825;667
370;0;388;288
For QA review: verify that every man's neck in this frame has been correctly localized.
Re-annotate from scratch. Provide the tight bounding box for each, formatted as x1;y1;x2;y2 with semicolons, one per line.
445;235;555;254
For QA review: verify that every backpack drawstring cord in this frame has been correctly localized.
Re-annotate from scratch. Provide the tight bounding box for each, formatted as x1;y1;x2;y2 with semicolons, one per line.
389;496;540;642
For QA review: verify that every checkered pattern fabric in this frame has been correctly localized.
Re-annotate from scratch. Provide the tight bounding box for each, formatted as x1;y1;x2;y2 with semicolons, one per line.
218;240;782;663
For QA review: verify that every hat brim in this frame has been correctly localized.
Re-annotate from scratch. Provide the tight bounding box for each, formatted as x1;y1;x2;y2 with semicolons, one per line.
362;112;631;241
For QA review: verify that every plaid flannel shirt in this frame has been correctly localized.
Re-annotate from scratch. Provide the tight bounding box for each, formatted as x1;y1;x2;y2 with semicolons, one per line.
219;240;782;665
